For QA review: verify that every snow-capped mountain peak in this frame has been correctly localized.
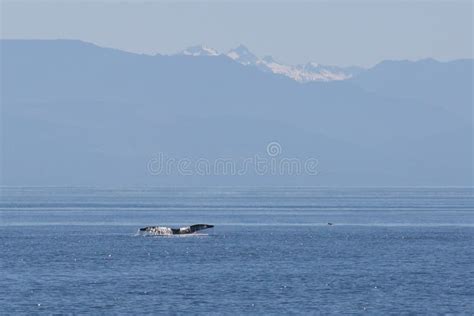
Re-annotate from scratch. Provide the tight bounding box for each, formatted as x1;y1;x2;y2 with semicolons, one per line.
176;44;361;82
180;45;220;57
226;45;259;65
232;44;253;55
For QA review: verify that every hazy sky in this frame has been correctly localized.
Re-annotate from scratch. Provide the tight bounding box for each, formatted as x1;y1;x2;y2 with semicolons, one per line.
1;0;472;66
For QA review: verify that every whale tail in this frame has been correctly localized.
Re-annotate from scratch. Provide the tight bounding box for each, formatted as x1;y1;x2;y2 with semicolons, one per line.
189;224;214;232
139;224;214;235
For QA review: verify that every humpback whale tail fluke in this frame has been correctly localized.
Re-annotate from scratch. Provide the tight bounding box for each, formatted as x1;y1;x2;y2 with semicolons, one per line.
139;224;214;236
188;224;214;233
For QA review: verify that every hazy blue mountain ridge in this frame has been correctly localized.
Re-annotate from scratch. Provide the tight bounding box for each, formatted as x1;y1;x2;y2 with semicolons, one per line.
1;40;472;185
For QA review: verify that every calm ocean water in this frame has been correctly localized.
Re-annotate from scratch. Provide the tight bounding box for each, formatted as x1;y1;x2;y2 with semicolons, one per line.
1;187;473;314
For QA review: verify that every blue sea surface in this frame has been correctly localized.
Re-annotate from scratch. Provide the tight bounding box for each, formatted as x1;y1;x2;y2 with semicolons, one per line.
1;187;473;314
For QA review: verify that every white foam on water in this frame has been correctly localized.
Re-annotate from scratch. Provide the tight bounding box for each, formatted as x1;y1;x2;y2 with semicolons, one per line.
140;233;210;238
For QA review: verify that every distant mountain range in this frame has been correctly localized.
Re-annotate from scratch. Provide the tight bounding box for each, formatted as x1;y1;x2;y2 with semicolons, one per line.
1;39;472;186
177;44;362;82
